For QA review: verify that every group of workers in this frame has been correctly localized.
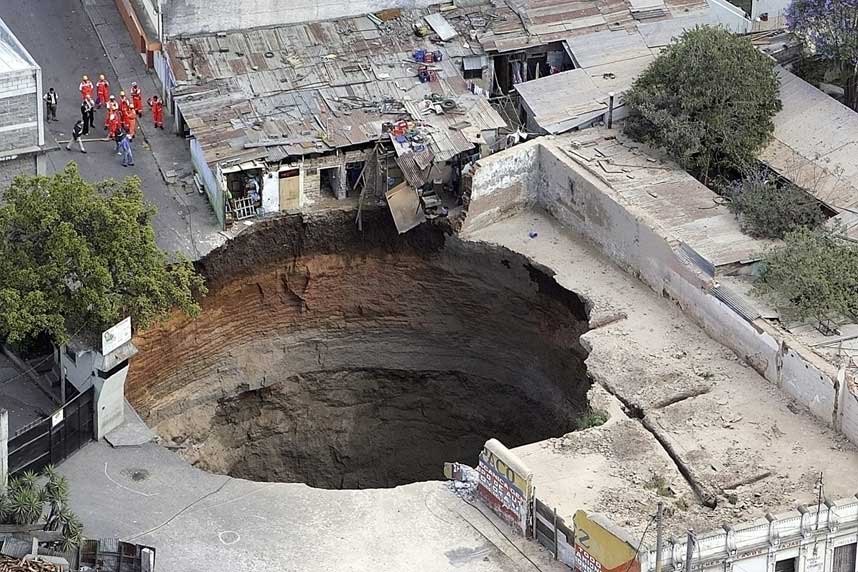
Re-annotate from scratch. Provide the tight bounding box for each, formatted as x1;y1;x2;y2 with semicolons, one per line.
45;74;166;165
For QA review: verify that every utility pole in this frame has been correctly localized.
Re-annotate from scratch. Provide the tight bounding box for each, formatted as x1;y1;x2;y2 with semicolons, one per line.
685;529;695;572
655;502;664;572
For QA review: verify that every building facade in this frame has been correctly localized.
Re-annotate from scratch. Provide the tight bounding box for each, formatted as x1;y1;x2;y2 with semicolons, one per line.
0;16;44;189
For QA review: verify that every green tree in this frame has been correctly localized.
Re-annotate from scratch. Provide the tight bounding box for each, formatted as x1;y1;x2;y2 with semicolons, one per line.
0;164;207;346
727;171;825;239
624;26;782;182
754;227;858;322
786;0;858;111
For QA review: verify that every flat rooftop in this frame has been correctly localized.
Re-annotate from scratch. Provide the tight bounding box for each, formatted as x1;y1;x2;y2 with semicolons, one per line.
549;129;774;266
469;207;858;539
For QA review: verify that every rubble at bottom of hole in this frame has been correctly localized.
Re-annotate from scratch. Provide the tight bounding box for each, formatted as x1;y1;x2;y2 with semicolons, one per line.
444;462;479;499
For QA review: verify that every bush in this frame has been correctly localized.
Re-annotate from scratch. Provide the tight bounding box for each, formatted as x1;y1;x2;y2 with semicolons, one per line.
624;26;781;182
755;227;858;322
0;466;84;549
728;173;825;239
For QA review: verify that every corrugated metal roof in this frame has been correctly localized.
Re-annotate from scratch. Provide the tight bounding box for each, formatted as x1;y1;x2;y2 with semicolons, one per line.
478;0;707;54
516;69;608;133
565;29;653;68
759;68;858;238
168;7;505;169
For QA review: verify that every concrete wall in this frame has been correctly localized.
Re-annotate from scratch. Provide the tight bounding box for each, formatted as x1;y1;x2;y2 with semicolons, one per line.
464;139;539;232
462;140;858;448
0;409;7;492
708;0;753;31
751;0;790;20
164;0;444;37
0;154;36;189
61;346;130;439
190;137;225;228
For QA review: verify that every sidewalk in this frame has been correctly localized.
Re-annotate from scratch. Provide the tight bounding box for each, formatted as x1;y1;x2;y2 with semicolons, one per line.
81;0;225;259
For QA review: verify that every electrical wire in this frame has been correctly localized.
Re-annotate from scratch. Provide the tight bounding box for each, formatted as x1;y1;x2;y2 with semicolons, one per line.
621;513;658;572
463;497;546;572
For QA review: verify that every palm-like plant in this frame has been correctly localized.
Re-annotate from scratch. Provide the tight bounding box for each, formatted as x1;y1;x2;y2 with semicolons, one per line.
59;508;84;551
0;494;11;524
42;465;71;532
9;485;43;525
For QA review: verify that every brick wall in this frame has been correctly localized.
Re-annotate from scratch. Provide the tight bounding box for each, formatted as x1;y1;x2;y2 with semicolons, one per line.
0;73;40;153
0;155;36;190
0;69;37;99
302;167;321;206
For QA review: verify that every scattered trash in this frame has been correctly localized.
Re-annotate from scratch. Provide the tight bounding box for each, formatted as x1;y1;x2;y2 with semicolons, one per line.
528;231;538;238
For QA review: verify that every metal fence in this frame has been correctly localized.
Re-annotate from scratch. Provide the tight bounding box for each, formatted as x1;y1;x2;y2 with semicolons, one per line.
533;497;576;569
7;386;94;476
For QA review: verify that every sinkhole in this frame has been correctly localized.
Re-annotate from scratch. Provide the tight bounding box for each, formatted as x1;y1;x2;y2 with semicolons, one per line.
127;211;592;489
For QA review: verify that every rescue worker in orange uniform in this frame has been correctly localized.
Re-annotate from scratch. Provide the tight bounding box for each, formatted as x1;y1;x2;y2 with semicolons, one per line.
106;108;121;139
95;75;110;108
130;82;143;118
147;95;164;129
104;94;118;129
122;104;137;137
118;90;131;114
79;75;94;101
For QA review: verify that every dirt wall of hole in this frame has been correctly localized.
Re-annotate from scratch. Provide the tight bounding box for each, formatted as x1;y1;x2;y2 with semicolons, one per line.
127;211;592;488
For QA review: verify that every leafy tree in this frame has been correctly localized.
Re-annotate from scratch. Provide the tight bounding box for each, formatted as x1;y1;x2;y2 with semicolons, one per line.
0;164;207;346
754;227;858;322
786;0;858;110
624;26;782;182
727;171;825;239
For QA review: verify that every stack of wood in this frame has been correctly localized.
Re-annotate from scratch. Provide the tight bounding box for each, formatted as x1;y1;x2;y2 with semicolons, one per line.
0;555;61;572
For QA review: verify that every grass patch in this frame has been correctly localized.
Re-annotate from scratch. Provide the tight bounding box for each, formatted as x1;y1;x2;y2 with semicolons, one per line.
575;409;609;430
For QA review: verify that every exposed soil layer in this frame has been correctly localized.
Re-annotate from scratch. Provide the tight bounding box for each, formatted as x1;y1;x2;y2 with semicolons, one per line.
127;211;592;489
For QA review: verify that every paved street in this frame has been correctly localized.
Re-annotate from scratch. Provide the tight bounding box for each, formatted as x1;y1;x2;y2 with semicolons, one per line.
0;0;224;259
59;439;559;572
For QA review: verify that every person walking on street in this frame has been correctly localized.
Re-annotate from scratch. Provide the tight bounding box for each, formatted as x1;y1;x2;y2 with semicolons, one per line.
65;120;87;153
130;82;143;117
119;133;134;167
147;95;164;129
43;88;58;121
114;125;126;154
95;74;110;108
79;75;94;101
80;97;95;134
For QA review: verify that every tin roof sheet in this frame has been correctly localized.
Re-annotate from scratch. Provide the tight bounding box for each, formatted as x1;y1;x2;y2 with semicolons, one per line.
169;7;505;169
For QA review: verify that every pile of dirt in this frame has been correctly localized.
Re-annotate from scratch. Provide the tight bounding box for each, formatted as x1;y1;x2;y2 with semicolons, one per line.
128;211;592;489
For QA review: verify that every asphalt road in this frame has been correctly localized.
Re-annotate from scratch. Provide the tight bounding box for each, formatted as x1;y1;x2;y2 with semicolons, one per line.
0;0;222;257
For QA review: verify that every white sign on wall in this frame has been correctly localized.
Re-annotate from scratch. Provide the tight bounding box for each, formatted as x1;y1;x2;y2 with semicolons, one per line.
102;316;132;356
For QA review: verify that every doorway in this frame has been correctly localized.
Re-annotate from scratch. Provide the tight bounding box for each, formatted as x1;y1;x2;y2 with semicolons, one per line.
279;169;300;210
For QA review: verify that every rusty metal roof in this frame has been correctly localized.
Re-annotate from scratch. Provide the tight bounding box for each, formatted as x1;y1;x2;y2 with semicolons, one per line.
476;0;706;53
168;7;506;169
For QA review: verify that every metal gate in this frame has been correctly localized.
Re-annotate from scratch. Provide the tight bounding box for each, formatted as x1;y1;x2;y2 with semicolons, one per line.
7;386;95;476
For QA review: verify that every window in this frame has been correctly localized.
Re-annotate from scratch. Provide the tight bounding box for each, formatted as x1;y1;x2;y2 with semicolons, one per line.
834;544;857;572
775;558;796;572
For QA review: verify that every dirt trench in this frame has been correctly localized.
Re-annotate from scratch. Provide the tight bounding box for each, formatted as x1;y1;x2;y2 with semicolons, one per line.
127;210;592;489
